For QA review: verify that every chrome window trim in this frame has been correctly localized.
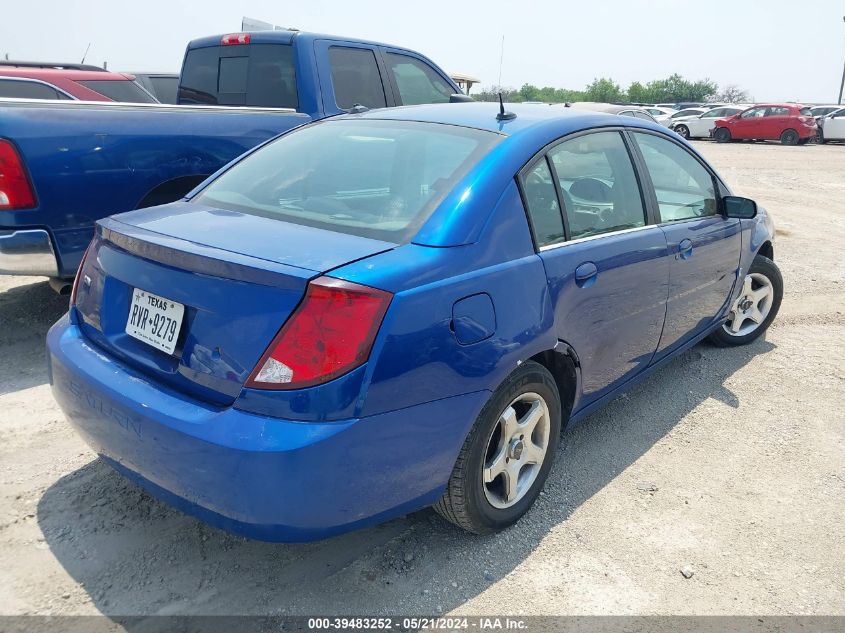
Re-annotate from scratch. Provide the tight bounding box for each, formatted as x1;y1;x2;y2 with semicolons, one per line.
538;223;655;252
0;76;76;100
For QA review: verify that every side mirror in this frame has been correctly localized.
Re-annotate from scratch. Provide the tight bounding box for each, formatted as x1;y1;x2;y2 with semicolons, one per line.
723;195;757;219
449;93;474;103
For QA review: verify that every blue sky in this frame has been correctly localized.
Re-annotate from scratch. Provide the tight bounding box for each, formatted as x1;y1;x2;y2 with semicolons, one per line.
3;0;844;103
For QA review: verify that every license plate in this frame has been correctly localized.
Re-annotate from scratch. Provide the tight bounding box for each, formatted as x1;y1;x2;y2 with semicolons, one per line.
125;288;184;355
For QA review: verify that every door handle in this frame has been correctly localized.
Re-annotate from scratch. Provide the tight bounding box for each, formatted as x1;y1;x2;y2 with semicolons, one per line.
678;238;693;260
574;261;598;288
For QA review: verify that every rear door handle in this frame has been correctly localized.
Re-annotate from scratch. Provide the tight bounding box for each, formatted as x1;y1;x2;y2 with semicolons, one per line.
678;238;693;260
574;261;598;288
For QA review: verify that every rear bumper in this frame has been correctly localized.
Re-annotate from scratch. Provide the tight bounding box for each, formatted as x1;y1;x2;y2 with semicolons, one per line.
0;229;59;276
47;316;487;541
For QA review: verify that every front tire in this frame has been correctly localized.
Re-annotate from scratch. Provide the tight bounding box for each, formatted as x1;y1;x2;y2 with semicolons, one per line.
714;127;732;143
708;255;783;347
433;361;562;534
675;124;690;140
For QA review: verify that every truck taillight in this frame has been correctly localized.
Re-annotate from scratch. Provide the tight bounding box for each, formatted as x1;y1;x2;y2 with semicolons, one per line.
221;33;251;46
246;277;392;390
0;139;36;210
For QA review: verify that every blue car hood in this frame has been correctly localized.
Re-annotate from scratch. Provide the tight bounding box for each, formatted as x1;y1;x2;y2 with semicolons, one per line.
111;201;396;273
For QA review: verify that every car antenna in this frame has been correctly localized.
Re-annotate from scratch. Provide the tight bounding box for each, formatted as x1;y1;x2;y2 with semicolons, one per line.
496;92;516;121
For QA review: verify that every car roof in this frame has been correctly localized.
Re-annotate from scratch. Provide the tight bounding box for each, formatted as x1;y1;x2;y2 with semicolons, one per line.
343;102;662;137
188;29;407;51
0;67;131;81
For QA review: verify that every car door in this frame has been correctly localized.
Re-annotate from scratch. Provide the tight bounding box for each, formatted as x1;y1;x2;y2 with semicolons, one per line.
731;107;766;139
629;131;741;359
824;110;845;140
689;108;723;137
761;106;790;139
520;130;670;407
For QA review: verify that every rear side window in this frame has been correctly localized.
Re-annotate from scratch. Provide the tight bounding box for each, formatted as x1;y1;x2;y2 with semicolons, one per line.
549;131;646;239
385;53;453;105
179;44;298;108
75;80;157;103
633;132;717;222
0;78;71;100
522;159;564;247
193;120;500;242
328;47;386;110
766;107;789;116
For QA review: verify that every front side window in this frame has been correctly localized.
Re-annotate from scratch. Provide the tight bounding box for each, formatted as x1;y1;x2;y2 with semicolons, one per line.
328;47;386;110
741;107;766;119
385;53;453;105
194;120;500;242
521;159;564;247
549;131;646;239
633;132;717;222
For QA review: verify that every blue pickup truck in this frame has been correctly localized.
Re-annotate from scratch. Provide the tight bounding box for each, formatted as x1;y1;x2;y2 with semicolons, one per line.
0;30;465;286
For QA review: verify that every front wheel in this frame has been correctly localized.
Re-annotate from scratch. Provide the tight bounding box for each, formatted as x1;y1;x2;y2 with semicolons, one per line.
433;361;562;534
708;255;783;347
714;127;732;143
675;124;690;140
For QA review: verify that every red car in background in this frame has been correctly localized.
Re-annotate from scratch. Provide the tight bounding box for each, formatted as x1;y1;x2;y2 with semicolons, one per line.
713;104;817;145
0;62;158;102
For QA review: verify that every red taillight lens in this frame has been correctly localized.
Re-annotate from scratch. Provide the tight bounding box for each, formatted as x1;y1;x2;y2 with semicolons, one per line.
246;277;392;390
221;33;251;45
0;139;36;210
69;242;93;307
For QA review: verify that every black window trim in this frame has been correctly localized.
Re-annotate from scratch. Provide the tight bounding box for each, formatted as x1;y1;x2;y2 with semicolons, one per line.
516;125;657;252
0;76;75;100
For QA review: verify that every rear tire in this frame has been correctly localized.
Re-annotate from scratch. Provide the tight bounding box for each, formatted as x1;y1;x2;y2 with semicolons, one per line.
714;127;731;143
708;255;782;347
780;129;799;145
433;361;562;534
675;124;690;140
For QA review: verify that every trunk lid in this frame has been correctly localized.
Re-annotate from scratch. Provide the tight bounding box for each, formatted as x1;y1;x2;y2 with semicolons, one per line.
73;203;394;406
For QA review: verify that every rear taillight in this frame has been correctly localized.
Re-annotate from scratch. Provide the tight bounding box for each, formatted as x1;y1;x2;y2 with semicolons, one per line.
0;140;36;210
221;33;251;45
69;242;93;307
246;277;392;390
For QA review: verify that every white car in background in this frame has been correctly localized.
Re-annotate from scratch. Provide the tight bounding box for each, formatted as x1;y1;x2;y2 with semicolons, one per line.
654;107;707;127
810;105;842;120
819;107;845;142
669;105;747;139
639;106;677;118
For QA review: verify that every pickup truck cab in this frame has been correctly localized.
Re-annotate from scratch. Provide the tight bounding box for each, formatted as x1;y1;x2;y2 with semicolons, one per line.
0;30;463;283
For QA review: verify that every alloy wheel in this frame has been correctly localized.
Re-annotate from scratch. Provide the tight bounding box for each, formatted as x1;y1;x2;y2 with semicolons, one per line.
482;392;551;509
723;272;774;337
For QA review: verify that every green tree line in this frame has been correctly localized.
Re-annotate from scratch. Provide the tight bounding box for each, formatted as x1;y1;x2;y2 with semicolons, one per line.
474;74;747;104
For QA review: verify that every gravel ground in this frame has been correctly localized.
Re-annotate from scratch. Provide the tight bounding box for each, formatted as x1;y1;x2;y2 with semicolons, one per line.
0;141;843;617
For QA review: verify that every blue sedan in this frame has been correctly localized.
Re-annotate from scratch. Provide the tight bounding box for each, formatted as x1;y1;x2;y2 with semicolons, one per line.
47;103;782;541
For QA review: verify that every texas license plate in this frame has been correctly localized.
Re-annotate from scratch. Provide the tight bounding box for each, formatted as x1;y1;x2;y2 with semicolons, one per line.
125;288;184;355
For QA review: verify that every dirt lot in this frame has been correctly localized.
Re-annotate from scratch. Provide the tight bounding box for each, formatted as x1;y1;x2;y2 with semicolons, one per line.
0;141;843;618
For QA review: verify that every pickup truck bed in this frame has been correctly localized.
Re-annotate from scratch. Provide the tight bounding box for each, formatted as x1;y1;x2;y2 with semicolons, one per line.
0;99;309;277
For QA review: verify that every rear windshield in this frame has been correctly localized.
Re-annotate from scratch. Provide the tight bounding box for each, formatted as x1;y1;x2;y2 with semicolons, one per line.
193;119;501;242
178;44;297;108
75;80;158;103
